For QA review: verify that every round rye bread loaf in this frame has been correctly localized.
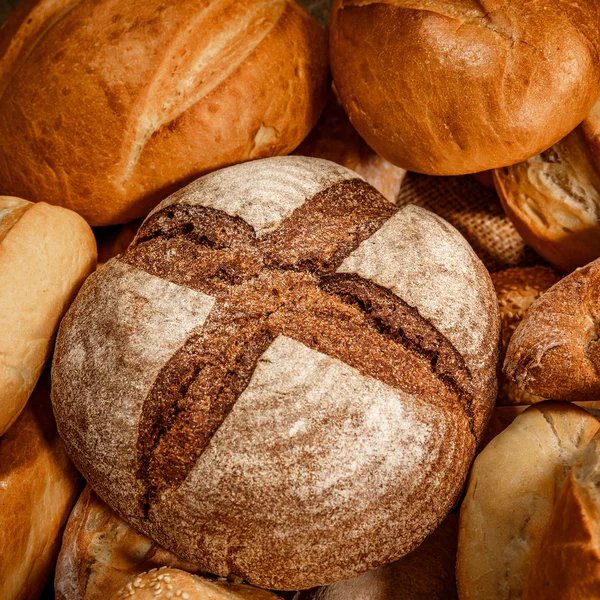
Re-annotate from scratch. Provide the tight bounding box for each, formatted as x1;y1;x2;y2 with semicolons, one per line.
51;156;500;590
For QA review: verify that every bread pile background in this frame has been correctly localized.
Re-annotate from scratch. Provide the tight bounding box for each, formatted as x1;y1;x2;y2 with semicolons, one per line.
2;0;600;598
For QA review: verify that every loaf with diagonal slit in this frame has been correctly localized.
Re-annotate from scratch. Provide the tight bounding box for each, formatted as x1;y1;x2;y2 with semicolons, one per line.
51;156;500;590
0;0;328;226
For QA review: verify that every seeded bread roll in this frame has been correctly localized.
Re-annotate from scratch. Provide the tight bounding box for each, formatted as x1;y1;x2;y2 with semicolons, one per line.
0;370;82;600
295;512;458;600
295;90;406;203
524;433;600;599
52;156;500;590
0;195;96;435
457;402;600;600
56;486;204;600
495;100;600;273
504;257;600;401
491;267;561;405
111;568;280;600
329;0;600;175
0;0;328;226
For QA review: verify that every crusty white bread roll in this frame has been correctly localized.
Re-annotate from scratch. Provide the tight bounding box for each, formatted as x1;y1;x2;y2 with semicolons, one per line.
52;156;500;590
295;512;458;600
504;257;600;401
491;267;561;405
56;486;205;600
111;568;281;600
457;402;600;600
0;370;82;600
495;100;600;273
523;433;600;599
0;0;328;226
294;90;406;203
0;196;96;435
329;1;600;175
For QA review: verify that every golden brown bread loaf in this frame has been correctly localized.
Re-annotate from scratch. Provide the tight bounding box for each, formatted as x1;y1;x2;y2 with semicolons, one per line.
0;196;96;435
56;486;205;600
504;257;600;401
523;433;600;599
0;0;328;226
491;266;561;405
295;90;406;203
52;156;500;590
0;370;82;600
495;100;600;273
295;512;458;600
329;0;600;175
111;568;281;600
457;402;600;600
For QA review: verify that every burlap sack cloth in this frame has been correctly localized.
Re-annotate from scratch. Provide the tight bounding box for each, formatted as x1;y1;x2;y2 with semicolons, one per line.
398;173;544;273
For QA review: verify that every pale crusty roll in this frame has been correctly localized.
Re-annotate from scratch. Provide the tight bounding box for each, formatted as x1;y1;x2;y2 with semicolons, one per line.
504;257;600;401
0;0;328;226
56;486;204;600
0;370;82;600
111;568;281;600
330;0;600;175
523;433;600;599
457;402;600;600
491;266;561;405
0;196;96;434
294;90;406;203
495;100;600;273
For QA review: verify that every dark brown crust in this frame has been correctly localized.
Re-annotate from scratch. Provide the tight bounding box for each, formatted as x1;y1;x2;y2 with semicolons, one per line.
123;180;475;510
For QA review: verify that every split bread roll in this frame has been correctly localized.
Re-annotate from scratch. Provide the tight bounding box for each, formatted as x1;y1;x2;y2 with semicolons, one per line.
491;266;561;405
56;486;204;600
524;433;600;599
495;100;600;273
295;512;458;600
0;196;96;435
504;257;600;401
52;156;500;590
295;90;406;203
111;568;280;600
0;370;82;600
457;402;600;600
329;0;600;175
0;0;328;226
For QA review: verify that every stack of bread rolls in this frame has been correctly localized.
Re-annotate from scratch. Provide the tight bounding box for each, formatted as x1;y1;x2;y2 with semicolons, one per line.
2;0;600;597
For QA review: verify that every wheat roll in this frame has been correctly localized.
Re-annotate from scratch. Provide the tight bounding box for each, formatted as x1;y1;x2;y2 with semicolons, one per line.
0;195;96;435
0;0;328;226
457;402;600;600
504;257;600;401
52;156;500;590
329;0;600;175
0;371;82;600
495;100;600;273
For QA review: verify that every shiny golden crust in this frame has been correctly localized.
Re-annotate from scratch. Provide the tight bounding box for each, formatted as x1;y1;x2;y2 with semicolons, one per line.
0;371;82;600
0;0;328;225
457;402;600;600
523;434;600;600
0;198;96;435
111;568;281;600
495;101;600;273
504;258;600;401
491;266;561;405
330;0;600;175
